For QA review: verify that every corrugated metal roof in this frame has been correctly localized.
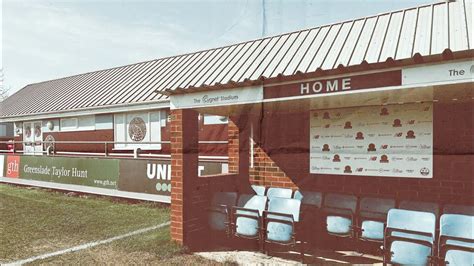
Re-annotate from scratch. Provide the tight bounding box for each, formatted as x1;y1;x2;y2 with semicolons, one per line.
1;0;472;119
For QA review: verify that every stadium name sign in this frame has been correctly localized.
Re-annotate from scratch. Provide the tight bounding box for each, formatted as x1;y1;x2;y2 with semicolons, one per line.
170;85;263;109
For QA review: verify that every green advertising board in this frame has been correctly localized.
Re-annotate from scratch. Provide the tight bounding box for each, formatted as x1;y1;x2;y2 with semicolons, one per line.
20;156;120;189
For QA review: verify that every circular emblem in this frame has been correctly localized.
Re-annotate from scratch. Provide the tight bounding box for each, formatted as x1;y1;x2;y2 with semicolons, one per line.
44;135;55;152
25;125;32;138
420;167;430;176
128;117;147;142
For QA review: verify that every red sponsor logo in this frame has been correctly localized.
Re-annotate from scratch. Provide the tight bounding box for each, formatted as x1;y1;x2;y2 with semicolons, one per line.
380;144;388;149
6;155;20;178
370;156;377;161
420;168;430;176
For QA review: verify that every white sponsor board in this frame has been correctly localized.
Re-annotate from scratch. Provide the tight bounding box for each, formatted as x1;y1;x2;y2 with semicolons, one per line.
170;85;263;109
402;60;474;86
0;155;4;177
310;102;433;178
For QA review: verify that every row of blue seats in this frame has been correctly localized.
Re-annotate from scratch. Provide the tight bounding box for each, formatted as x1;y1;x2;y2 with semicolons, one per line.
208;185;473;265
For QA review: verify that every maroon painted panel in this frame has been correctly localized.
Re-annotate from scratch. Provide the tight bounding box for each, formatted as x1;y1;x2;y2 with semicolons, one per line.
264;70;402;99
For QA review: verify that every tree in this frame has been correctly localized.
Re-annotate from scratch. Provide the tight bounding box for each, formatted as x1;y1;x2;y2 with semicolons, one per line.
0;68;8;102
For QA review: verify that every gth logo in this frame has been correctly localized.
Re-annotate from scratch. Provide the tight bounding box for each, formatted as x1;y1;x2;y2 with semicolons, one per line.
6;156;20;178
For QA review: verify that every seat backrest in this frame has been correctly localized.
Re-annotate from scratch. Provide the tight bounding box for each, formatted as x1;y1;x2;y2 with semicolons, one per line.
443;204;474;216
359;197;396;219
293;190;323;208
237;194;268;215
440;214;474;241
211;192;238;207
267;187;293;199
399;200;439;218
324;193;357;213
251;185;266;196
268;197;301;222
387;209;436;241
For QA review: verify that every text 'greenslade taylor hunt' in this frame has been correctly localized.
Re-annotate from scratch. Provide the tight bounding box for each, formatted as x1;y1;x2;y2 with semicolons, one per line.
23;165;88;178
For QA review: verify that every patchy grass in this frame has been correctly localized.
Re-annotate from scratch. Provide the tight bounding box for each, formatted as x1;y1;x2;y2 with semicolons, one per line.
0;184;217;265
31;226;221;265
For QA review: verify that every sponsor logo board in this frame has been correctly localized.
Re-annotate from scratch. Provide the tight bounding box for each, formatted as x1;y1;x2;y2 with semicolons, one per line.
310;103;433;178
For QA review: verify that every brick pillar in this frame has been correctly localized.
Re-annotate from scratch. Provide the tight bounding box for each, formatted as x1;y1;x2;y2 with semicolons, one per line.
228;116;252;193
228;119;239;174
170;109;199;245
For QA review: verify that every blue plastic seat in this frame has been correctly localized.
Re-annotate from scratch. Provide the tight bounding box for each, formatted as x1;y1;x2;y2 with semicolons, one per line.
251;185;266;196
208;192;238;231
358;197;395;241
384;209;436;265
264;197;301;244
267;187;293;199
293;190;322;208
399;200;439;218
232;194;268;239
443;204;474;216
445;250;473;265
322;193;357;237
439;214;474;265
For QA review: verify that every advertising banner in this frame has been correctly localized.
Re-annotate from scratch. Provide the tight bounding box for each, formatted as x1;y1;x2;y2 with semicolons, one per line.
0;154;227;200
0;155;4;177
19;156;120;189
5;155;20;178
310;102;433;178
118;159;226;196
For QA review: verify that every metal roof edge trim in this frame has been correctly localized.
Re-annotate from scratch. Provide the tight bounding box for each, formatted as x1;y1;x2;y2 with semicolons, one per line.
0;99;170;122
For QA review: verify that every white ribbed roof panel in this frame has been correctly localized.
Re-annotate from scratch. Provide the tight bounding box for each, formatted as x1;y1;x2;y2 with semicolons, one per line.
396;8;418;59
283;28;320;75
321;21;354;69
295;26;330;73
365;14;391;63
432;4;449;54
464;0;473;49
379;11;404;61
349;16;378;65
333;19;365;67
308;24;342;72
2;0;472;119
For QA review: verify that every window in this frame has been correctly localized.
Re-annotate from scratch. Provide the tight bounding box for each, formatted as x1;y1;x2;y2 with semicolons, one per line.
60;118;78;131
60;116;95;132
203;114;228;125
114;111;162;149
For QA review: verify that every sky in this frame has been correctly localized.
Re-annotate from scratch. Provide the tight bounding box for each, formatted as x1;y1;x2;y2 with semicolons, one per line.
1;0;437;96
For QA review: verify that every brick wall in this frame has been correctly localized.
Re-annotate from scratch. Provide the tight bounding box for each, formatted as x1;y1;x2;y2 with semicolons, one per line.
228;119;239;174
247;101;473;205
170;109;239;248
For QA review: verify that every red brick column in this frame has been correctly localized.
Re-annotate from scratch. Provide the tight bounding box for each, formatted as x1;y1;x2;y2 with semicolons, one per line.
228;115;252;193
228;119;239;174
170;109;199;245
